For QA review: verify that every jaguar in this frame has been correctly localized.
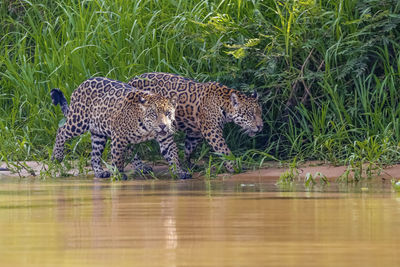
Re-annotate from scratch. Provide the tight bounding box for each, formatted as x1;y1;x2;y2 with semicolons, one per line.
51;77;191;179
128;72;263;172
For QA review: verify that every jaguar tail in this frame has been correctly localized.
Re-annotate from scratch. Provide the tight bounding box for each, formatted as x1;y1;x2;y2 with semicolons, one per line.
50;88;69;117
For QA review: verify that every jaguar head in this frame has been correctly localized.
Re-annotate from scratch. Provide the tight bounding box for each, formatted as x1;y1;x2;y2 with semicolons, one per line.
142;94;177;136
229;91;263;137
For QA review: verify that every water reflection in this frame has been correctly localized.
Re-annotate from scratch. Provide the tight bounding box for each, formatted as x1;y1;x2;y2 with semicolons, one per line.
0;177;399;266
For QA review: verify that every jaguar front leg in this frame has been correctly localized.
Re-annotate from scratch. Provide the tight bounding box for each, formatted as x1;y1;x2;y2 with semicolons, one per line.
90;133;110;178
157;134;192;179
184;134;203;169
110;138;129;180
124;145;154;174
200;124;235;173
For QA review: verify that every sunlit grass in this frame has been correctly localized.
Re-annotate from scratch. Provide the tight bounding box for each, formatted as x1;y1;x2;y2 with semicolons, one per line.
1;0;400;179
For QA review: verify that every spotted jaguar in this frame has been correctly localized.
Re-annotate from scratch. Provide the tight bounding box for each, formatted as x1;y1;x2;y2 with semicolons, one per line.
51;77;191;179
128;72;263;172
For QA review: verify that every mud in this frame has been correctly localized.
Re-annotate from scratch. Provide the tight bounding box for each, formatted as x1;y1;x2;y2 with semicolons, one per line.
1;161;399;181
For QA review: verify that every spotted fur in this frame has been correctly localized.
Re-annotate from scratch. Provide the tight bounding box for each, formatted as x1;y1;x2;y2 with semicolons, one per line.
128;72;263;172
51;77;190;179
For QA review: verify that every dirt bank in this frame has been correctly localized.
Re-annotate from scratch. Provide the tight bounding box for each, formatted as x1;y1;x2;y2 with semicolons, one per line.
1;161;400;181
229;162;400;181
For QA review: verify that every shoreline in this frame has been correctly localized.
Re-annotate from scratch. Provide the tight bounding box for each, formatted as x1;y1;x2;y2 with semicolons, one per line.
1;161;399;181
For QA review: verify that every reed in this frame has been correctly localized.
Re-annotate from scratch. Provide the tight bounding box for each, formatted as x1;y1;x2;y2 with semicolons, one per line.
1;0;400;178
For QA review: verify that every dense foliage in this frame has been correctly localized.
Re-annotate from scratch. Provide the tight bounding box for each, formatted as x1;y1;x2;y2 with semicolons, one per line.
1;0;400;172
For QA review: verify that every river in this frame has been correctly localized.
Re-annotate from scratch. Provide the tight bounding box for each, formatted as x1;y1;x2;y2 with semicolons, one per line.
0;176;399;266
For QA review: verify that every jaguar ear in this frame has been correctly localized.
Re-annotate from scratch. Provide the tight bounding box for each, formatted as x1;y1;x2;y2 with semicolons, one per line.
126;92;147;104
169;94;178;107
230;93;239;108
126;92;135;101
138;101;153;113
139;95;147;104
252;90;259;99
136;95;149;112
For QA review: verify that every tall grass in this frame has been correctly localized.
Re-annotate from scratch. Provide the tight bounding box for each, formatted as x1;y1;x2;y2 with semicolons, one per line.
1;0;400;175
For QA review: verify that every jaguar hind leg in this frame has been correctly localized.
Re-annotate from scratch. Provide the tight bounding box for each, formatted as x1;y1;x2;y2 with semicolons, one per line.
52;106;89;174
51;125;82;162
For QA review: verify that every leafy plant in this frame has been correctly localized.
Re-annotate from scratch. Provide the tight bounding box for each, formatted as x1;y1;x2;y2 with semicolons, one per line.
1;0;400;179
304;172;329;188
277;158;300;185
391;179;400;192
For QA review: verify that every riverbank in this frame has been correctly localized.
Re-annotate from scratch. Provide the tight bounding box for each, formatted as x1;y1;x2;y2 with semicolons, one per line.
1;161;399;181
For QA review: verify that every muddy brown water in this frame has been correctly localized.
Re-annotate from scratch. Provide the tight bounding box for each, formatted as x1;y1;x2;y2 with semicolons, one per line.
0;175;399;267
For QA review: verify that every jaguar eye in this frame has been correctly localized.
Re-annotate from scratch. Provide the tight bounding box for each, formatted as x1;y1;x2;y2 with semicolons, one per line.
149;111;156;119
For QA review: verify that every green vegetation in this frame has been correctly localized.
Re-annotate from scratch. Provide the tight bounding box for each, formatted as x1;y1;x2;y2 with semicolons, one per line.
392;179;400;192
1;0;400;178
